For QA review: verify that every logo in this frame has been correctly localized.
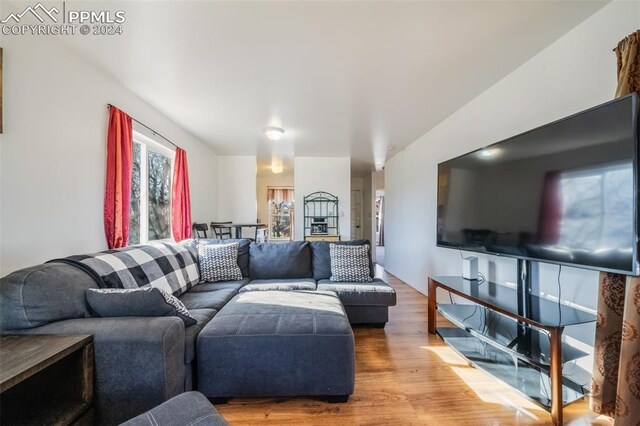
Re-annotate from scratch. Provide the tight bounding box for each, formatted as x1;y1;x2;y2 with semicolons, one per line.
1;3;59;24
1;2;126;36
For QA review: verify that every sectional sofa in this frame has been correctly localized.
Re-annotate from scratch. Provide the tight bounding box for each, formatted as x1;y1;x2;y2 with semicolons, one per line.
0;239;396;424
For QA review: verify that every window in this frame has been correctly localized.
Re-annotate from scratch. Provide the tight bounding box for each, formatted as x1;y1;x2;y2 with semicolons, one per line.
558;162;633;250
268;187;294;241
129;132;174;245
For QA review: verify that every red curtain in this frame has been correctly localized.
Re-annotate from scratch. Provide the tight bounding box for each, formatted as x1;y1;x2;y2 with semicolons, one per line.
172;148;192;241
104;106;133;249
536;171;562;244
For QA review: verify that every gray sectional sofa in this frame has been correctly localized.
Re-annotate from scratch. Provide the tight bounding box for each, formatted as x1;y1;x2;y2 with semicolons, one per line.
0;239;396;424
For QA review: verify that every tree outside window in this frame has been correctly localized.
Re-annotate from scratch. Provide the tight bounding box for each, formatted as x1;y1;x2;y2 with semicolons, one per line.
128;132;173;245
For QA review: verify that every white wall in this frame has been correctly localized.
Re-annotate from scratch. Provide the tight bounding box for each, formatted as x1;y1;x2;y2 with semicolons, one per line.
217;156;257;223
373;170;385;194
385;2;639;351
256;172;294;226
294;157;351;240
0;34;218;275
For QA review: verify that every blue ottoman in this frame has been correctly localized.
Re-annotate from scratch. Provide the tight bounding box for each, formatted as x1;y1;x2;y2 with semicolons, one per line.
197;290;355;401
119;392;227;426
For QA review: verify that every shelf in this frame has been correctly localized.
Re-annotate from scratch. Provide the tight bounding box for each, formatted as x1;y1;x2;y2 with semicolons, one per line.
304;191;339;240
432;276;597;328
437;327;587;410
437;304;589;368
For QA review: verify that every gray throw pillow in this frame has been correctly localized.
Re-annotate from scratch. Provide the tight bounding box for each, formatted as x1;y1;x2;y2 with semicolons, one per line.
197;242;243;283
86;287;196;326
329;244;374;283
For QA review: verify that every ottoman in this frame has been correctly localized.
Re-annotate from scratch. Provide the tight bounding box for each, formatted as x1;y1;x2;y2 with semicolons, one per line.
120;392;228;426
316;278;397;326
196;290;355;401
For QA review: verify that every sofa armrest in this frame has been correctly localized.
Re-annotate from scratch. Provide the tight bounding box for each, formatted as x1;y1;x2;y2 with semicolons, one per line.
11;316;185;424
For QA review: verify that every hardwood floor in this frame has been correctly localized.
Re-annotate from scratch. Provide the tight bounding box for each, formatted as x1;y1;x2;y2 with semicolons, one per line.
215;267;613;425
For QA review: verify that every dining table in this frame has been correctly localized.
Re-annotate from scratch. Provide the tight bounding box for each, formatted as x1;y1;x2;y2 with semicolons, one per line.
210;223;267;239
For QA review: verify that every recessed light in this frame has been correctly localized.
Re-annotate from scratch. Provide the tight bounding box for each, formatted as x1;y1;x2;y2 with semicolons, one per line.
264;127;285;141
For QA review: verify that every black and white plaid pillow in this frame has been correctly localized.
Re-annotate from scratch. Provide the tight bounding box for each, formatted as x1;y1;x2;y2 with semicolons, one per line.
86;286;196;326
197;242;243;283
329;244;373;283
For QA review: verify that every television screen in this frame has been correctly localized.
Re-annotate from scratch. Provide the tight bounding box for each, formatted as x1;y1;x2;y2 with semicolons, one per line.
437;93;639;275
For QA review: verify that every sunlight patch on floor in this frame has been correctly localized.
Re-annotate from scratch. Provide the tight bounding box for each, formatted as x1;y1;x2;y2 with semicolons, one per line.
426;345;543;421
420;345;467;366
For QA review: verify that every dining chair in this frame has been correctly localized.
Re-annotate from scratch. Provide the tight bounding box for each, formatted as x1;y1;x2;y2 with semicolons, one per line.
210;222;233;239
192;223;209;239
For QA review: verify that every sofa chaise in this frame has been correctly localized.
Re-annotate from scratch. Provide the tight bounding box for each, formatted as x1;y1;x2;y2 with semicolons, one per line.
0;239;396;424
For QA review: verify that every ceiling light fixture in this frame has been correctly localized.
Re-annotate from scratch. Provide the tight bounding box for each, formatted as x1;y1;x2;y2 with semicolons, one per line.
271;158;284;174
264;127;285;141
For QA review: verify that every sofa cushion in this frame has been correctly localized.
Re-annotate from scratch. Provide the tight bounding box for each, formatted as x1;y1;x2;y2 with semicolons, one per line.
239;278;316;293
86;287;197;326
309;240;375;281
183;238;251;278
316;278;397;306
197;243;243;283
0;262;96;330
120;391;228;426
189;278;249;293
180;288;237;311
249;242;312;280
184;308;217;363
329;244;373;283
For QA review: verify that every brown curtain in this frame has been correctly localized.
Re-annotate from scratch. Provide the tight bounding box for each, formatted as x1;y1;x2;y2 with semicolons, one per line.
614;30;640;97
590;30;640;425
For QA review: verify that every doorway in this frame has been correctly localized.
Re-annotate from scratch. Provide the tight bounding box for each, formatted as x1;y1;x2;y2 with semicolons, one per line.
350;189;362;240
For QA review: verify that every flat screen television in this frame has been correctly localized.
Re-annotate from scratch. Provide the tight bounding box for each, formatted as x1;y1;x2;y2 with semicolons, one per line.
437;93;639;275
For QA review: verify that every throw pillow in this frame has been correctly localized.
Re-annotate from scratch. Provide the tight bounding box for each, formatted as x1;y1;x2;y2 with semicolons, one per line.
329;244;374;283
197;242;243;283
86;287;197;326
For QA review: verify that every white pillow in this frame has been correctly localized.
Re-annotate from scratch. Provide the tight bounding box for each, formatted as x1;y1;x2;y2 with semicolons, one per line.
329;244;373;283
197;242;243;282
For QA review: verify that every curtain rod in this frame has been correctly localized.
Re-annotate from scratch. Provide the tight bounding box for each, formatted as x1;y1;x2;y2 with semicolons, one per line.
107;104;179;149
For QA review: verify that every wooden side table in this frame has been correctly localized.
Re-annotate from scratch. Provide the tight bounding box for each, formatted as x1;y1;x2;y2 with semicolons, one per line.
0;334;94;425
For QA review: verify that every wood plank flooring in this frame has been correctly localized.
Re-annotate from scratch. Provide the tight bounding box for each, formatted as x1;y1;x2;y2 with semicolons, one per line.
215;267;613;425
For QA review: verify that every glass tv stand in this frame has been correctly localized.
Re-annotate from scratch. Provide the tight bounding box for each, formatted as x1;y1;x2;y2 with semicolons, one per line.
428;275;596;425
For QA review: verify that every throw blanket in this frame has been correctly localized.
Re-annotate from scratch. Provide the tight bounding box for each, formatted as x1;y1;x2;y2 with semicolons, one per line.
50;242;200;297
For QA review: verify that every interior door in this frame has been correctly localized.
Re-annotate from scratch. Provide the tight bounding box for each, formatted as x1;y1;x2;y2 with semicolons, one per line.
350;190;362;240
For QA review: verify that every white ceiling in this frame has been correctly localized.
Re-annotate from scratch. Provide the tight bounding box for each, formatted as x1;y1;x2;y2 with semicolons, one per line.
59;1;607;176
